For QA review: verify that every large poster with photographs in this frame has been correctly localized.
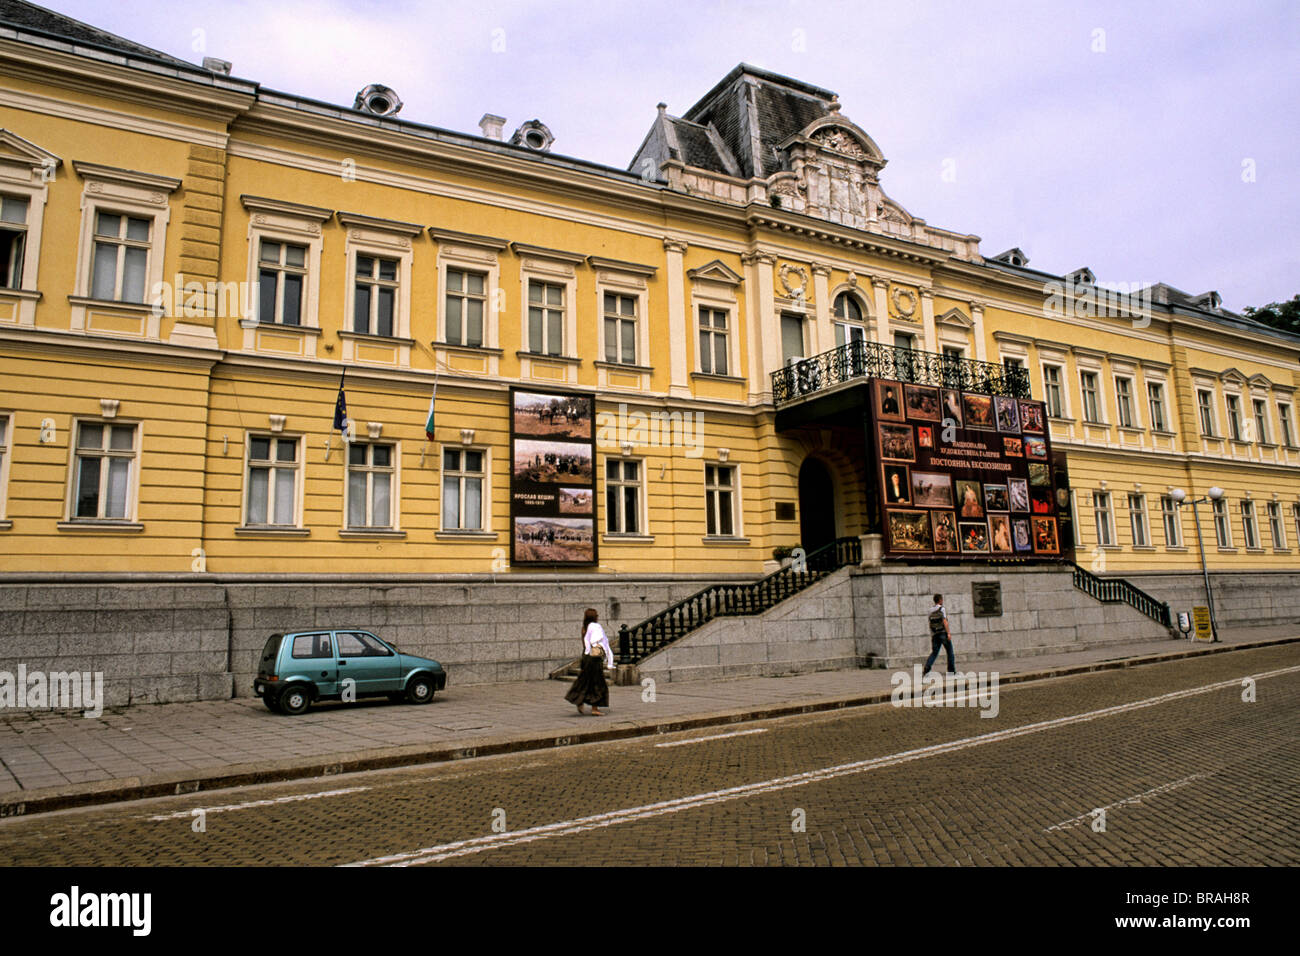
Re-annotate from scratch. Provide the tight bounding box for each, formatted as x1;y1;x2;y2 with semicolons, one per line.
872;378;1061;561
510;388;597;566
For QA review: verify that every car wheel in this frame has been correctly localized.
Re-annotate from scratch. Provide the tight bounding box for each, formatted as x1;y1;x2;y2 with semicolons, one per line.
405;675;435;704
279;685;311;715
262;693;281;713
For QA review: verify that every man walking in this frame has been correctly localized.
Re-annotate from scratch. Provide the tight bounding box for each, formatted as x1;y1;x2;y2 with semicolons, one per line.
923;593;956;675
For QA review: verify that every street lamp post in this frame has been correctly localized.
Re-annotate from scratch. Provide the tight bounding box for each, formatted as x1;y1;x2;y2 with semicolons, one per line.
1170;486;1224;643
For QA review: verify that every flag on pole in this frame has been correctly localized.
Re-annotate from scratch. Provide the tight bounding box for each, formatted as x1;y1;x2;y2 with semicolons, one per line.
332;367;348;433
424;373;438;441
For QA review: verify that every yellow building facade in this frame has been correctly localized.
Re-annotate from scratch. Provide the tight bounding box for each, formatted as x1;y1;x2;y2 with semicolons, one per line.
2;7;1298;593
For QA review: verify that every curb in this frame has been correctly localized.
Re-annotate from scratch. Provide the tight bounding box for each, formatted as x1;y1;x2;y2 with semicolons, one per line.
1;635;1296;819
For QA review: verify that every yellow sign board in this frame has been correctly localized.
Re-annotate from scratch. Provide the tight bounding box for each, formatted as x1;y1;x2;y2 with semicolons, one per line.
1192;606;1213;641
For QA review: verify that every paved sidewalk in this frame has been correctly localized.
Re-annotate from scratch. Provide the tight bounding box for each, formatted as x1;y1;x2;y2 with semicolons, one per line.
1;626;1296;816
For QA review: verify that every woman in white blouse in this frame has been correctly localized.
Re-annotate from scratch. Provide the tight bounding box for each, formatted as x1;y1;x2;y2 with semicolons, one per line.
565;607;613;715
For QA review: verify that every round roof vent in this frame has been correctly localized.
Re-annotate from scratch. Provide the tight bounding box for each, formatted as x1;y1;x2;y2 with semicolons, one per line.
510;120;554;152
353;84;403;117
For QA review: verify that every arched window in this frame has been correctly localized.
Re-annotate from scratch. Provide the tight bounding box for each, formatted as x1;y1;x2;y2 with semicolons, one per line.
833;292;867;348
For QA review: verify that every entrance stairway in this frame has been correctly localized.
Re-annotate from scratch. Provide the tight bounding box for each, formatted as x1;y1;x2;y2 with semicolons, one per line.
1070;563;1172;627
547;536;863;678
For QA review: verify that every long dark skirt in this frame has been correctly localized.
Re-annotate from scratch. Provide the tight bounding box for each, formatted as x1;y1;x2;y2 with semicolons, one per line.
565;654;609;708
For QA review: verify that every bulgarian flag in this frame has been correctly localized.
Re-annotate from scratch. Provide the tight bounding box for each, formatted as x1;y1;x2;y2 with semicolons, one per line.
424;374;438;442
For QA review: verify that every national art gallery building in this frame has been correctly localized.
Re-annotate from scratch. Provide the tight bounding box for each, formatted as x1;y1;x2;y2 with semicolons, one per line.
0;0;1296;703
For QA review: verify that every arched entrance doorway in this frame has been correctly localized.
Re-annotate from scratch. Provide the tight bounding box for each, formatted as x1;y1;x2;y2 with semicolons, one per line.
798;457;836;554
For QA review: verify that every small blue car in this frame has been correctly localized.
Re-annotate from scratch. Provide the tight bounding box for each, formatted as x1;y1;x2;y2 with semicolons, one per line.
255;629;447;715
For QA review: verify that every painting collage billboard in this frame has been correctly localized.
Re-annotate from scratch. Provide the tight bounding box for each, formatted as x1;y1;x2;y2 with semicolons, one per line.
510;388;597;566
873;379;1060;559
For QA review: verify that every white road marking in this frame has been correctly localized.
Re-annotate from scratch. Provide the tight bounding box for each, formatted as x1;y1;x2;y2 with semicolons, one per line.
655;728;768;748
345;663;1300;867
147;786;370;821
1045;773;1209;832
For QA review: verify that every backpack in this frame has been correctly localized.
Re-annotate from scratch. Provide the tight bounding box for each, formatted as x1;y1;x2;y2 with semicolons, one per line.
928;607;947;637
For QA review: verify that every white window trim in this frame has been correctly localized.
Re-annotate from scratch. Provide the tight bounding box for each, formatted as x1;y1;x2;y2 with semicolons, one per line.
516;247;582;377
1266;501;1287;550
1092;490;1115;547
70;162;180;339
603;455;648;537
435;235;503;352
1144;374;1171;433
1223;389;1246;442
64;416;142;523
1040;360;1070;419
832;288;873;346
703;461;744;540
1277;401;1296;447
1159;495;1184;548
0;134;57;327
239;432;304;530
691;273;742;379
342;438;401;532
1127;492;1150;547
595;270;651;370
1248;394;1271;445
1077;365;1106;425
439;444;491;533
1195;385;1219;437
1240;500;1261;550
1212;498;1233;549
241;196;329;357
1113;374;1141;430
339;213;418;367
0;410;12;525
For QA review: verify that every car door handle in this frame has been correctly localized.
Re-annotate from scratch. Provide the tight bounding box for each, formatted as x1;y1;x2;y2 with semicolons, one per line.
338;660;348;665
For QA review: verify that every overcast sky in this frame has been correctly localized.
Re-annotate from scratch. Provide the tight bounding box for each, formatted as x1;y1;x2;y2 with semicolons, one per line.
38;0;1300;311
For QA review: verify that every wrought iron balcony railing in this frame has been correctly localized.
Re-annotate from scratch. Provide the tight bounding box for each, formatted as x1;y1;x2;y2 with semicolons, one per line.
771;340;1032;407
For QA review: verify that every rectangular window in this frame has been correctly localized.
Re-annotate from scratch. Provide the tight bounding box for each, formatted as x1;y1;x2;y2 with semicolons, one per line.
0;195;29;289
246;435;299;526
353;255;398;337
1240;501;1259;549
1128;493;1149;547
445;268;486;347
1043;365;1064;418
941;347;963;389
1225;394;1243;441
0;413;9;514
346;442;394;529
1080;371;1101;423
893;332;918;383
1279;404;1295;447
1197;390;1216;436
1212;498;1231;548
705;464;736;537
1160;495;1182;547
528;280;565;356
1252;399;1269;444
442;448;484;531
603;293;638;365
1147;382;1167;432
73;422;137;520
1115;377;1135;428
781;314;805;365
1293;504;1300;548
257;240;306;326
605;458;641;535
1092;491;1113;546
1267;502;1286;549
89;211;150;303
698;307;729;375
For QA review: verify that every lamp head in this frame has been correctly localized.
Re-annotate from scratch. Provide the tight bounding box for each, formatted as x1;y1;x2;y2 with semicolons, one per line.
1170;488;1186;505
1208;486;1225;501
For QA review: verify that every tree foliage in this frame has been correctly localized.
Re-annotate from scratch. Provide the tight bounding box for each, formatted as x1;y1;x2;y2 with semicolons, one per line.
1243;294;1300;335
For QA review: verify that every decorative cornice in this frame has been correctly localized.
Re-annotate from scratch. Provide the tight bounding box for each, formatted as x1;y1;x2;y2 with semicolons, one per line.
586;255;657;277
428;226;509;250
336;211;423;236
240;195;333;222
510;242;586;264
71;160;180;193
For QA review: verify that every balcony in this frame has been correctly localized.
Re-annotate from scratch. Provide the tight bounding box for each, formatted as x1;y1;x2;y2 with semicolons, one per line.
772;340;1031;408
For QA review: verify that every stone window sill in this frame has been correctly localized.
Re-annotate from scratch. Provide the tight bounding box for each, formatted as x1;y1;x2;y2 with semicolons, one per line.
68;295;152;313
517;351;580;365
338;330;415;346
239;320;322;335
595;360;654;374
602;534;654;543
702;535;750;545
691;372;746;385
432;342;504;356
338;528;406;539
435;530;497;541
235;525;310;536
0;519;12;530
57;520;144;532
0;288;41;301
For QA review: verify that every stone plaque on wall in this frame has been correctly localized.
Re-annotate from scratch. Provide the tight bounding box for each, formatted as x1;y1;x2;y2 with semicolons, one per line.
972;581;1003;617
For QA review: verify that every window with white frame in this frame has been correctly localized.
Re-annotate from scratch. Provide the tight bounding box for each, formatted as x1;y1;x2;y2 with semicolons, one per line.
1252;399;1269;444
833;292;867;347
442;447;484;531
605;458;642;535
1240;500;1260;549
704;464;737;537
781;313;805;365
1279;403;1295;447
346;442;395;529
257;240;306;325
698;307;730;375
444;268;487;347
0;413;10;518
1160;495;1182;547
89;211;151;303
1092;491;1114;546
1043;364;1064;418
1225;394;1243;441
1212;498;1232;548
1080;371;1102;424
1147;381;1168;431
1128;493;1149;547
1197;390;1216;436
0;195;29;289
603;293;638;365
1267;501;1286;549
527;280;565;356
245;435;299;527
1293;504;1300;546
72;421;137;520
353;255;399;337
941;346;964;388
1115;377;1137;428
